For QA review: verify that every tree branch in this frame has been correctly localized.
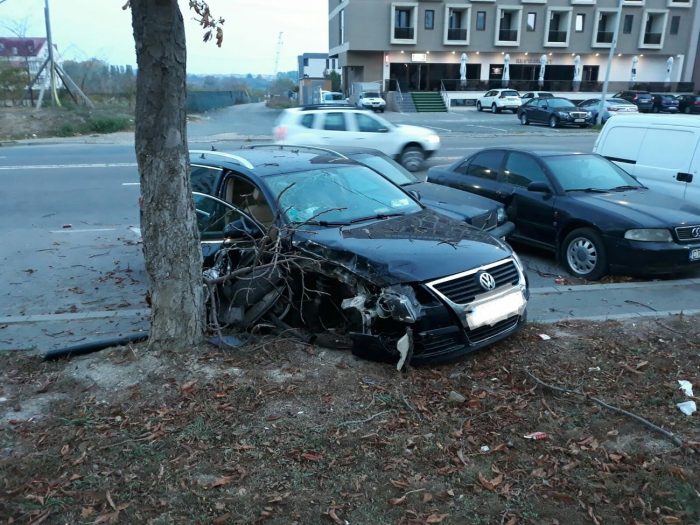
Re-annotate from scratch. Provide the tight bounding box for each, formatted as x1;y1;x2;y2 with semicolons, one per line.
525;368;686;449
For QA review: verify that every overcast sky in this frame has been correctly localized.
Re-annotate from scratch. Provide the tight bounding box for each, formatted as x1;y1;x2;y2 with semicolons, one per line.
0;0;329;75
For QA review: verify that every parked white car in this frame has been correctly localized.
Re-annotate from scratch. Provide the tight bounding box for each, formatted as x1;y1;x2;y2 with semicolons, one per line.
476;89;522;113
273;106;440;171
356;91;386;112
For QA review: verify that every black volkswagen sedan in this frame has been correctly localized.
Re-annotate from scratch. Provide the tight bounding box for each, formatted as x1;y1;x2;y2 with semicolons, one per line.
190;149;528;364
428;149;700;280
517;97;593;128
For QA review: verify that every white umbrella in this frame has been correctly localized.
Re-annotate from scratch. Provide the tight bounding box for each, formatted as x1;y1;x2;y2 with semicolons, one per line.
538;54;547;88
459;53;467;87
665;56;674;85
502;54;510;88
573;55;582;92
631;55;639;83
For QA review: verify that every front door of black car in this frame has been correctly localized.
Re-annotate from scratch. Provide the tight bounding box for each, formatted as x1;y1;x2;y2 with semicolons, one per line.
501;152;557;248
451;150;506;201
534;98;549;122
193;192;263;266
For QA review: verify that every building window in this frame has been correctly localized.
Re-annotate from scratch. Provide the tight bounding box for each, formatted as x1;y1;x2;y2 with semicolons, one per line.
595;11;617;45
303;58;309;66
391;3;418;43
339;9;345;43
623;14;634;34
425;9;434;30
495;7;522;45
527;13;536;32
546;9;571;46
445;5;470;43
575;14;585;32
476;11;486;31
670;15;680;35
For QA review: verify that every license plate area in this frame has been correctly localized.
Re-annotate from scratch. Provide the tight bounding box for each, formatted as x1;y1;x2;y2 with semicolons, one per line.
574;118;584;123
465;290;526;330
691;248;700;261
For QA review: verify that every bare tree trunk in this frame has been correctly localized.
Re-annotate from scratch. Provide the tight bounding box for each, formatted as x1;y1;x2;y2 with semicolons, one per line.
130;0;204;350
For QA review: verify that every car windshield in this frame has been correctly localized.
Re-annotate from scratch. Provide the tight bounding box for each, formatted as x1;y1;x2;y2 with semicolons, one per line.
502;90;519;97
364;92;380;98
547;99;576;108
607;98;630;104
265;165;421;225
543;154;642;192
352;153;420;185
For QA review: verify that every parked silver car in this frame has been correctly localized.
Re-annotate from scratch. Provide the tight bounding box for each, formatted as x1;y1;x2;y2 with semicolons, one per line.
577;98;638;124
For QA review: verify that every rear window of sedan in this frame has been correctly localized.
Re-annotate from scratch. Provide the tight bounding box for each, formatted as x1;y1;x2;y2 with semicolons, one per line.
502;90;519;97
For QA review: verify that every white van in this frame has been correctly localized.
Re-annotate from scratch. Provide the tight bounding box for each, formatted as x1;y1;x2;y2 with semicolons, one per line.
593;114;699;202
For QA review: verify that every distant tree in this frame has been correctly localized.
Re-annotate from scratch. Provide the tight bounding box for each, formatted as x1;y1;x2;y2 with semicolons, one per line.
270;77;295;96
127;0;223;350
0;62;30;106
325;70;341;92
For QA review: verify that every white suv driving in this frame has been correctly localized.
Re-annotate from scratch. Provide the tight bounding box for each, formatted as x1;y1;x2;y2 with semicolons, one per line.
273;105;440;172
476;89;522;113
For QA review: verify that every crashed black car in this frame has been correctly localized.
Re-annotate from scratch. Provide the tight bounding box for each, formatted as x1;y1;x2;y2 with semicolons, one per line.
190;148;529;365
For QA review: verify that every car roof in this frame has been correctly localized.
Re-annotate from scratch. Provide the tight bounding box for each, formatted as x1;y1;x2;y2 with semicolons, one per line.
189;148;360;177
469;148;591;159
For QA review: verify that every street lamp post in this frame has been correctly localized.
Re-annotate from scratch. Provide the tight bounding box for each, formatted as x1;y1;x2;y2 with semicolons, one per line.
597;0;624;125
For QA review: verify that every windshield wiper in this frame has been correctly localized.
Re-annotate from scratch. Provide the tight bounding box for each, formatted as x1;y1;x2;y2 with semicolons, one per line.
349;212;406;224
566;187;609;193
298;219;351;226
609;185;641;191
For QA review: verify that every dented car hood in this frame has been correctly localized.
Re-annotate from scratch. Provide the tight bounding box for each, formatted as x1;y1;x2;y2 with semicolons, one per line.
292;209;511;285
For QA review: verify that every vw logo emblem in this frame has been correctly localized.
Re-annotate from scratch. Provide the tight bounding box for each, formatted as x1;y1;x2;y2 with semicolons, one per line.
692;227;700;238
478;272;496;291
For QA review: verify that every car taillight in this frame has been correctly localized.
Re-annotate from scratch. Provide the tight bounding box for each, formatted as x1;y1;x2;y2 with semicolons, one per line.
633;95;638;100
694;100;700;105
273;126;287;141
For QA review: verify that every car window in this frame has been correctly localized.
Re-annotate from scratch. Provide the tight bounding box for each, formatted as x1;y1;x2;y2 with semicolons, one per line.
354;113;387;133
466;150;504;180
222;176;275;227
548;99;576;108
300;114;315;128
193;193;244;241
537;99;548;109
322;112;347;131
504;152;548;187
190;165;221;195
485;91;494;97
502;90;519;97
543;154;640;191
523;99;536;107
352;153;419;185
522;93;532;99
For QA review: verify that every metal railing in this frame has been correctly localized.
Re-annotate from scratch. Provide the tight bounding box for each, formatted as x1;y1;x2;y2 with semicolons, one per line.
447;28;467;41
393;27;414;40
435;78;695;94
643;32;662;45
596;31;614;44
547;30;568;43
498;29;518;42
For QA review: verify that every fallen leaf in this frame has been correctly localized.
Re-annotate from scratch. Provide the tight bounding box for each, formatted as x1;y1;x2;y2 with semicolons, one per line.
60;444;70;456
180;381;197;394
327;508;344;524
301;451;323;462
531;468;548;478
426;513;449;523
422;492;433;503
390;479;410;489
504;515;518;525
662;517;681;524
81;507;95;518
213;513;232;525
106;491;116;511
210;476;236;488
478;472;503;491
388;495;406;505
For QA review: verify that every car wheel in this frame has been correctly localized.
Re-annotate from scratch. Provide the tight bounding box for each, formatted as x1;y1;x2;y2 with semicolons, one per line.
399;145;425;172
476;102;482;111
685;106;691;114
520;113;529;125
548;115;558;128
652;106;659;113
562;228;608;281
491;103;499;114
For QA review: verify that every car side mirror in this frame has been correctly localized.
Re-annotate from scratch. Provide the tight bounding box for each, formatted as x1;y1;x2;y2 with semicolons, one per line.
224;217;263;240
528;181;552;193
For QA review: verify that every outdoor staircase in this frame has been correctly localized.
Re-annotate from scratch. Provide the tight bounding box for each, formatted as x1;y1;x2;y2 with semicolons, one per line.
395;94;417;113
409;91;448;112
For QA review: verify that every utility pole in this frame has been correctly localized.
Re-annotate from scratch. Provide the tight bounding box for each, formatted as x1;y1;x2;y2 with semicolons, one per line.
597;0;624;125
44;0;60;106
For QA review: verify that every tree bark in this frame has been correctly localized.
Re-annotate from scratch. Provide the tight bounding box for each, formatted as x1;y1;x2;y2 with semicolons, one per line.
131;0;204;350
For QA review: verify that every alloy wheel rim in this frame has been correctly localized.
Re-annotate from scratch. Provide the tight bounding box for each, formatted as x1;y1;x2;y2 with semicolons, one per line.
402;151;423;171
521;114;527;124
567;237;597;275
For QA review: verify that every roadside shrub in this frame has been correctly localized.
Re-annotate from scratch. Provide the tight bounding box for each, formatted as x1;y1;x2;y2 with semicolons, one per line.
87;116;132;134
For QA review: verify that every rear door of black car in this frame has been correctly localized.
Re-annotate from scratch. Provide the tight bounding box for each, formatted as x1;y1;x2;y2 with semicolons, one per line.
436;150;506;202
501;152;557;248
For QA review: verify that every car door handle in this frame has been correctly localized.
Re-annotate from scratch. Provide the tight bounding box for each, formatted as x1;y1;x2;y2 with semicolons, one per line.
677;172;694;182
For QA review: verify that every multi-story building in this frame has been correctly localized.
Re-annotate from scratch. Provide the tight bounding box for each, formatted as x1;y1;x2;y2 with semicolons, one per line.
328;0;700;94
0;38;51;88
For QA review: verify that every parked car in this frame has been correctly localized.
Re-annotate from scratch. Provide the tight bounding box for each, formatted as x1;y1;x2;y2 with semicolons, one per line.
190;148;529;363
593;113;700;202
356;91;386;112
650;93;679;113
576;97;638;124
613;90;653;112
520;91;554;101
321;91;345;103
427;149;700;280
517;97;593;128
476;89;521;113
273;105;440;172
246;145;514;238
676;94;700;114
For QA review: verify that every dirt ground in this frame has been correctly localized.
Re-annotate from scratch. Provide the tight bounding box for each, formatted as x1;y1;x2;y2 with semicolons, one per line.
1;316;699;525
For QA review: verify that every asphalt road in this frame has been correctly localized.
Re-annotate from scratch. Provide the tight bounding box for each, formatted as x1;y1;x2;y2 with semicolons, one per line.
1;103;698;354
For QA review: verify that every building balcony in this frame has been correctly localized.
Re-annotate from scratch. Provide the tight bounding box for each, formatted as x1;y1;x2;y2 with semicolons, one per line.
643;32;662;45
394;27;414;40
447;28;467;41
596;31;614;44
498;29;518;42
547;30;568;43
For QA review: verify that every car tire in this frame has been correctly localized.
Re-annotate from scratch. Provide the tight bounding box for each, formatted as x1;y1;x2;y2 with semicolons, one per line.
652;106;659;113
520;113;529;125
562;228;608;281
491;103;499;114
476;102;482;111
548;115;558;128
399;145;425;172
685;106;691;114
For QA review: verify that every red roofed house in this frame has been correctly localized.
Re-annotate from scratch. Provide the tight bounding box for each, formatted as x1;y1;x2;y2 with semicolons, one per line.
0;37;53;88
